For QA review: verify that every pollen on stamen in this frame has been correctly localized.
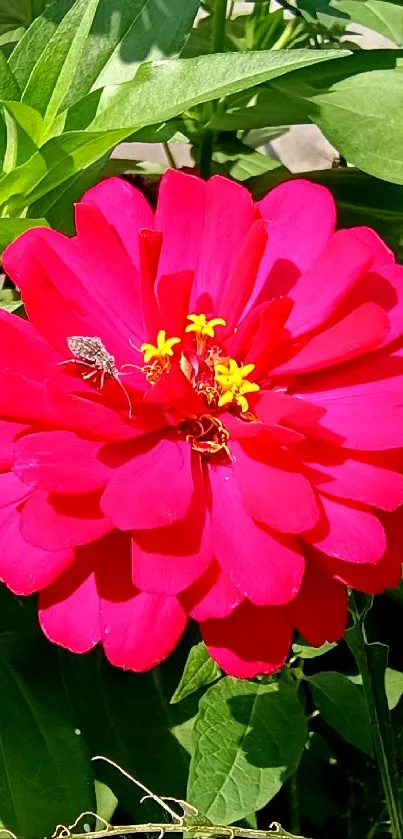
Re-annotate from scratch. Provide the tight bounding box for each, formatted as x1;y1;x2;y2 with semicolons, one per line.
215;358;260;413
186;313;226;338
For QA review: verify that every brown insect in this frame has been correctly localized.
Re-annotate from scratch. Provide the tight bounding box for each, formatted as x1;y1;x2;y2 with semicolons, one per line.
60;336;133;417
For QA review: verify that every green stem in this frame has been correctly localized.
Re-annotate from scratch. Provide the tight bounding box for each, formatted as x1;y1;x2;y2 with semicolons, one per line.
198;0;227;179
347;593;403;839
212;0;228;53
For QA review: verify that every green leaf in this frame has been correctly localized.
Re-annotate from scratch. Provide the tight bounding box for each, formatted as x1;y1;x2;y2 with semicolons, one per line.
0;50;20;99
0;636;95;838
0;216;48;252
292;640;337;659
350;668;403;711
21;0;99;126
210;140;282;181
171;643;221;705
309;671;373;756
66;0;200;107
0;128;128;213
0;0;45;33
60;642;200;822
0;288;21;311
90;48;349;132
334;0;403;45
9;0;76;91
188;677;307;824
29;154;109;233
283;68;403;185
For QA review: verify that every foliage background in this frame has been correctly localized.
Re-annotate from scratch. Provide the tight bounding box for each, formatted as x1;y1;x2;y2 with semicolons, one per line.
1;2;403;838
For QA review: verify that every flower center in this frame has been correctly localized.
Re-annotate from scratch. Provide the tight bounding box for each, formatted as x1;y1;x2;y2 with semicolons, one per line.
139;314;260;414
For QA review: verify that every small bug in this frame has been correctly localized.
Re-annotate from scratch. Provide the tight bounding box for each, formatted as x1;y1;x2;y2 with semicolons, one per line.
60;336;133;417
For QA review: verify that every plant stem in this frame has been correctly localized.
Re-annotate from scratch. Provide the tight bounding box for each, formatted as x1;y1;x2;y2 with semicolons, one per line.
212;0;228;53
199;0;228;179
162;142;177;169
347;593;403;839
45;821;307;839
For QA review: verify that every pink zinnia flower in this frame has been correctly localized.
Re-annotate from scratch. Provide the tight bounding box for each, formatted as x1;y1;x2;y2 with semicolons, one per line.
1;170;403;677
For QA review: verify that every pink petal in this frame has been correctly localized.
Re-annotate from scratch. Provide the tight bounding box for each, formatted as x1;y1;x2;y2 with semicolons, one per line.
45;381;143;442
97;547;187;671
201;600;292;678
39;547;100;653
0;371;50;422
287;559;347;646
155;169;206;280
21;489;113;550
180;560;244;621
0;506;74;594
0;308;58;379
300;389;403;451
231;440;319;533
0;420;29;468
81;177;154;268
299;442;403;511
250;179;336;308
273;302;389;375
74;202;144;346
3;228;89;354
284;229;373;337
156;270;193;337
0;471;32;507
209;464;305;605
132;471;212;594
304;494;386;564
14;430;112;494
220;220;269;330
101;437;194;530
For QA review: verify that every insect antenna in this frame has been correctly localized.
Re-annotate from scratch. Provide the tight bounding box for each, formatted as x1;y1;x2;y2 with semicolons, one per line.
114;374;133;419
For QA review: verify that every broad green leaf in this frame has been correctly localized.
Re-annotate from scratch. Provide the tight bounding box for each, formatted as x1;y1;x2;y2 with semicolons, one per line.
0;50;20;99
292;640;337;659
171;643;221;705
279;69;403;185
2;101;43;170
29;154;109;233
21;0;99;125
350;668;403;711
188;677;307;824
211;141;282;181
9;0;76;90
0;635;95;838
334;0;403;45
66;0;200;107
0;128;128;213
90;48;349;132
60;641;200;822
247;167;403;260
309;672;373;756
0;217;48;253
94;781;118;827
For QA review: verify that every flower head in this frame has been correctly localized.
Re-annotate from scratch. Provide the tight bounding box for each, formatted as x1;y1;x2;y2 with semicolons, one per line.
1;170;403;677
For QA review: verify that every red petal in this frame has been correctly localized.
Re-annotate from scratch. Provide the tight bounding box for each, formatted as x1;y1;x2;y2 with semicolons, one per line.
232;441;320;533
181;560;244;621
21;489;113;550
101;437;194;530
287;559;347;646
39;544;101;653
201;600;292;678
273;302;389;375
97;546;187;671
209;464;305;605
304;494;386;564
0;506;74;595
14;431;111;494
